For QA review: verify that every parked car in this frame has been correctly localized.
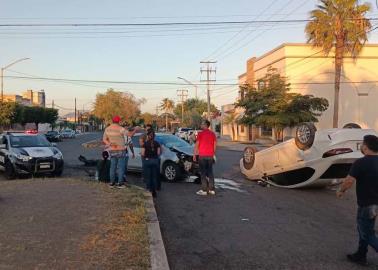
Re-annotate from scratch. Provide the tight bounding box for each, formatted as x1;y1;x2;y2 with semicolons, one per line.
45;130;62;142
60;129;76;139
0;132;64;179
240;122;378;188
175;128;193;141
128;133;199;181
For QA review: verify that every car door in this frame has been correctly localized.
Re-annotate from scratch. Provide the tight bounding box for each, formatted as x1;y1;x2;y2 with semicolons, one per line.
127;135;142;171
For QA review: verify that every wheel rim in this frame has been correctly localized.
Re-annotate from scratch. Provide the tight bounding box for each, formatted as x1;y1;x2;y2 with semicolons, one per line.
165;165;176;180
244;148;253;163
297;125;311;144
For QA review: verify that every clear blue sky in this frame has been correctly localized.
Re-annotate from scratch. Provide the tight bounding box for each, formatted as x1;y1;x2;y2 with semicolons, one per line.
1;0;378;115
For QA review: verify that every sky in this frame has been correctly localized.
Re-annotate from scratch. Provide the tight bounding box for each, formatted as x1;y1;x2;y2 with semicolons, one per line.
1;0;378;115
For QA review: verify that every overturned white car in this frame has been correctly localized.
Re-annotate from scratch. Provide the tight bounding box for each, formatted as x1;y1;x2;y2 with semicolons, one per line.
240;123;378;188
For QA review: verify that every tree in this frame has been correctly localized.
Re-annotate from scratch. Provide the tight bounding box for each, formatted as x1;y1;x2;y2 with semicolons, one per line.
0;102;17;129
160;98;174;130
236;69;329;140
223;110;238;141
173;98;217;118
140;112;155;126
93;89;144;124
44;108;59;130
305;0;371;127
22;106;44;130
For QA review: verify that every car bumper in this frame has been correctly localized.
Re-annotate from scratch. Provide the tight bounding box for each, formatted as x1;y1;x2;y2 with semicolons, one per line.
14;157;64;175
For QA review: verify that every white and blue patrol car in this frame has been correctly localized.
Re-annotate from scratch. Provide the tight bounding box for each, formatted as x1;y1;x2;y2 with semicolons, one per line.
0;132;64;179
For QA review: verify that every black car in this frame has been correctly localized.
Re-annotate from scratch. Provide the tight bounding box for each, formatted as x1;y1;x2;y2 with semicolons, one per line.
45;130;62;142
0;132;64;179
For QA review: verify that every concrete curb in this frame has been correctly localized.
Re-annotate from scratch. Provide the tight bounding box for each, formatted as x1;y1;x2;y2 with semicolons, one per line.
145;193;170;270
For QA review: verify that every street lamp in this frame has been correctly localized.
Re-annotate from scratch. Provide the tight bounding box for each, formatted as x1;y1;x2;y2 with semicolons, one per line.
1;57;31;102
177;76;198;99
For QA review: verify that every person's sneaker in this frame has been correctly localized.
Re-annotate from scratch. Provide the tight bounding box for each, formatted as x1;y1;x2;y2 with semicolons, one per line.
208;190;216;195
196;190;208;196
347;253;368;266
109;183;116;188
117;184;126;189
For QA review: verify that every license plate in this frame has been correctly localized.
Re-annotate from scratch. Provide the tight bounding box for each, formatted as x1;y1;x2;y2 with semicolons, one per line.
39;163;51;169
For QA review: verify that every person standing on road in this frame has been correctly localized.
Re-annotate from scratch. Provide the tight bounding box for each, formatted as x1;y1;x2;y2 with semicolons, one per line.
141;130;161;197
337;135;378;266
193;120;217;196
123;127;136;183
103;116;128;189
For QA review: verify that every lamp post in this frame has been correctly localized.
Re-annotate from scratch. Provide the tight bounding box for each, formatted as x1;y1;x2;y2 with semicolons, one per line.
1;57;31;102
177;76;198;99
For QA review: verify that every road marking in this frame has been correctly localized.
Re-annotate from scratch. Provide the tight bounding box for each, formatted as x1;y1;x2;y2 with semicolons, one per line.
215;178;246;193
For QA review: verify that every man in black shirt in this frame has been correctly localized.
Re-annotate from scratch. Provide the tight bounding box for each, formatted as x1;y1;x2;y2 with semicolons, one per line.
337;135;378;266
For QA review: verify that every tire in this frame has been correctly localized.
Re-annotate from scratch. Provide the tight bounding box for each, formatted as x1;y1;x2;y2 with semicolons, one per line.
343;123;362;129
163;162;181;182
243;147;256;170
53;168;63;177
295;122;317;151
4;161;17;180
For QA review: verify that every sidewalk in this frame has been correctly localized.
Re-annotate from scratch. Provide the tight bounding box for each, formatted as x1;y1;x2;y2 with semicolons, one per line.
217;137;273;152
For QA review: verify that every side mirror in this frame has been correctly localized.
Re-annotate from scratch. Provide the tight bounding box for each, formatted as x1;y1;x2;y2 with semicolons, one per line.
51;143;57;147
0;144;6;149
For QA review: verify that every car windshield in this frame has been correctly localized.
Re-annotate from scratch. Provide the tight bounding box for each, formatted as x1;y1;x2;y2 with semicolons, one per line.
156;134;190;148
47;131;57;135
10;135;51;148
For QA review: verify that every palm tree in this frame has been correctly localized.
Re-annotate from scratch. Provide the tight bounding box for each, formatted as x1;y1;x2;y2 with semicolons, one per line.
223;110;238;141
305;0;371;128
160;98;174;131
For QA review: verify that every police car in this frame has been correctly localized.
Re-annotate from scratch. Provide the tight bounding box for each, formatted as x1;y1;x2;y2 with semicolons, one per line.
0;132;64;179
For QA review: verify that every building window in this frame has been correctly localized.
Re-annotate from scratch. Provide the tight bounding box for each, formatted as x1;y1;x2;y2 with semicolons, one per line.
241;125;245;133
258;80;265;90
261;126;272;137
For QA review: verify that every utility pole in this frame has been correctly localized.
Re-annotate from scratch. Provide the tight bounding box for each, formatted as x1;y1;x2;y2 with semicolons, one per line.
177;89;188;126
74;98;77;129
200;61;217;121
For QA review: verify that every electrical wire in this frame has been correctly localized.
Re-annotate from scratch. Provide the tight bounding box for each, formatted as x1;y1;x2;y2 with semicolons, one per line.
218;0;309;61
5;74;378;86
203;0;277;61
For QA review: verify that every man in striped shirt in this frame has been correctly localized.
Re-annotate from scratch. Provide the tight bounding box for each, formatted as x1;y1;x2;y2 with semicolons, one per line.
103;116;128;188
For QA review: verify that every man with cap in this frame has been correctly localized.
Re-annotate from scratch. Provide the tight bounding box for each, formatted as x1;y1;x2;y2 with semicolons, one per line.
103;115;128;188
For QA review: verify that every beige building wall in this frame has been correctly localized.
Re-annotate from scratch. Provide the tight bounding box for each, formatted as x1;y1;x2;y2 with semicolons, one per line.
251;43;378;132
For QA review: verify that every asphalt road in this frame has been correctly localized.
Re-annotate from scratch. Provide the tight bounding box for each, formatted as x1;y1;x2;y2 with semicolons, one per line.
2;133;377;270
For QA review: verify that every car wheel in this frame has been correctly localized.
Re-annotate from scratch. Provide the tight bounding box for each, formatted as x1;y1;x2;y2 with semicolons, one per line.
295;122;317;151
163;162;181;182
343;123;362;129
5;161;17;180
53;168;63;177
243;147;256;170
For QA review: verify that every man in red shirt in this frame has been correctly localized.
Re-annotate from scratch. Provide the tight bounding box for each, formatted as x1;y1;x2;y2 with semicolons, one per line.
193;120;217;195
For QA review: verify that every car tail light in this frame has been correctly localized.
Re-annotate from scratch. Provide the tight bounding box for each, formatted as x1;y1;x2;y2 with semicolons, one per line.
322;148;353;158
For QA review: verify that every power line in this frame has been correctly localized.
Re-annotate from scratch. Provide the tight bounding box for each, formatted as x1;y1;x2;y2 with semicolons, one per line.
204;0;277;61
218;0;308;61
5;75;378;87
1;18;377;28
